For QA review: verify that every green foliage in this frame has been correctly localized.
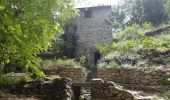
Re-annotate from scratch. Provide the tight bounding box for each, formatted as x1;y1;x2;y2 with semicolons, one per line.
115;24;139;41
111;40;139;56
142;22;153;30
113;0;168;30
97;23;170;68
0;0;77;77
165;0;170;17
0;75;20;87
50;22;77;58
111;5;126;31
75;55;87;67
41;59;82;68
114;23;153;41
160;76;170;85
96;44;113;56
109;61;119;68
0;73;33;88
159;34;170;49
140;35;161;49
98;60;119;69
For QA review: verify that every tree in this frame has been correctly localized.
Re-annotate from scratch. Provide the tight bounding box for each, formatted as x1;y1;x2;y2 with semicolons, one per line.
0;0;77;77
165;0;170;16
51;22;78;59
112;0;168;29
111;5;126;32
142;0;168;25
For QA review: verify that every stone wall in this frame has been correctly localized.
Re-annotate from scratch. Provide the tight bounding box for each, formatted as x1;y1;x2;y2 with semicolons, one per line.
97;67;170;85
10;77;72;100
42;67;86;82
72;6;113;66
91;79;134;100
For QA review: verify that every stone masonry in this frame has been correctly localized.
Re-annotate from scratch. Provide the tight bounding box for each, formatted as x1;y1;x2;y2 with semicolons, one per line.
91;79;135;100
10;76;73;100
42;67;86;82
42;67;170;86
98;67;170;85
72;6;113;66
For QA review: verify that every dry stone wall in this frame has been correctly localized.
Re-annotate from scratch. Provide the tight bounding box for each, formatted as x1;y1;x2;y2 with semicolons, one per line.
42;67;86;82
42;67;170;85
10;77;73;100
98;67;170;85
91;79;135;100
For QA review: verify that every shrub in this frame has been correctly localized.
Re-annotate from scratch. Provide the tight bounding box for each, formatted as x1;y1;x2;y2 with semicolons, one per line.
159;33;170;49
111;40;139;56
0;75;20;87
140;35;162;49
96;44;113;56
97;23;170;68
41;59;82;68
114;24;140;41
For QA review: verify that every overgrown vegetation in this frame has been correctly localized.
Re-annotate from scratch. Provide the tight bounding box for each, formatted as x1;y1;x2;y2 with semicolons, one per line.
97;23;170;68
41;59;83;68
112;0;168;32
50;22;78;59
0;0;77;78
0;73;32;87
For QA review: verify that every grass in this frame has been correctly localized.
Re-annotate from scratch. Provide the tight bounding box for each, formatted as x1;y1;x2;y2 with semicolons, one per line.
97;23;170;68
40;59;82;68
0;75;19;87
0;73;33;88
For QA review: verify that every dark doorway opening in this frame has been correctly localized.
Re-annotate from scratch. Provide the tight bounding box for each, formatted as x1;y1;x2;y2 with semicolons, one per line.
72;86;81;100
94;51;101;66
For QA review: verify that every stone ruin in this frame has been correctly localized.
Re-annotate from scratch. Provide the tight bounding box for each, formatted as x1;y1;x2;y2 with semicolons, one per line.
9;76;73;100
91;79;134;100
7;76;135;100
4;66;170;100
42;67;170;86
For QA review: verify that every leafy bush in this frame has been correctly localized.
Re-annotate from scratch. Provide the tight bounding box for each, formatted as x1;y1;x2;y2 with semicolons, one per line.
159;33;170;49
97;23;170;68
0;73;33;89
75;55;87;67
41;59;82;68
96;44;113;56
114;23;153;41
0;0;77;78
0;75;20;87
114;24;140;41
50;22;77;59
111;40;139;55
140;35;162;49
98;60;119;68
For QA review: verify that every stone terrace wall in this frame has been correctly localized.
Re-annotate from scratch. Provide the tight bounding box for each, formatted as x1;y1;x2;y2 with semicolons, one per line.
91;79;135;100
42;67;86;82
97;67;170;85
10;77;73;100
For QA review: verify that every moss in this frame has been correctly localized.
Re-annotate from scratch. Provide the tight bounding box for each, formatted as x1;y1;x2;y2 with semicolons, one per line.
160;76;170;85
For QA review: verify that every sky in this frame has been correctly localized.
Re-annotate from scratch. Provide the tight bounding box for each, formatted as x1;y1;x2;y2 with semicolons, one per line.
76;0;119;8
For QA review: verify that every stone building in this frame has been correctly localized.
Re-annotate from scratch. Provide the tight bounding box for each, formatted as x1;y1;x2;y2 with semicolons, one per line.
72;5;113;66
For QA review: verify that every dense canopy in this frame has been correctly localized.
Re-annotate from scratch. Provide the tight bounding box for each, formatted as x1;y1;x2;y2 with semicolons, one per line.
0;0;77;77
